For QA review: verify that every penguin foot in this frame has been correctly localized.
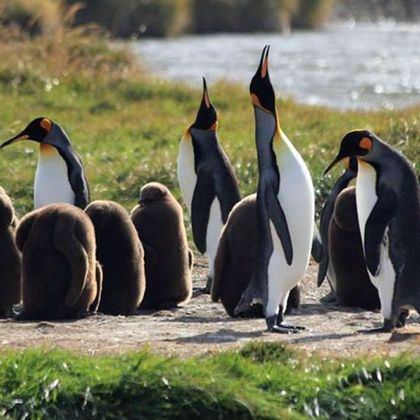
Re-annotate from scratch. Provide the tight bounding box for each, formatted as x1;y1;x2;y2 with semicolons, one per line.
268;324;301;334
266;316;305;334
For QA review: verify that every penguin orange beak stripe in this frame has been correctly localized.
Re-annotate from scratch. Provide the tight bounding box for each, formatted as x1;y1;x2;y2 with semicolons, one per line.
0;134;29;148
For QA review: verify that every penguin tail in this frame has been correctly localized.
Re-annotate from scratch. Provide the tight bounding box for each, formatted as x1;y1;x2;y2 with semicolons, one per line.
53;214;89;307
234;276;264;316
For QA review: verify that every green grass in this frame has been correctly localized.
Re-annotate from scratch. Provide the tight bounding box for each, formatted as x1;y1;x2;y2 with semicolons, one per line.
0;343;418;419
0;30;419;220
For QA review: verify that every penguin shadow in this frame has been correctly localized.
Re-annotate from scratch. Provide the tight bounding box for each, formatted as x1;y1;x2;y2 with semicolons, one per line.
298;301;374;317
167;314;239;324
288;331;357;345
167;328;264;344
389;330;420;343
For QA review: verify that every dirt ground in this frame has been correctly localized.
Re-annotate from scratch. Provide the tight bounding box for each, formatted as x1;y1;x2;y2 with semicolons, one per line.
0;259;419;358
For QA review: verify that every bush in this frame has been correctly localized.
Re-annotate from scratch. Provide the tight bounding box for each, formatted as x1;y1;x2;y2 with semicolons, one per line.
293;0;336;29
0;0;60;36
191;0;300;33
68;0;190;38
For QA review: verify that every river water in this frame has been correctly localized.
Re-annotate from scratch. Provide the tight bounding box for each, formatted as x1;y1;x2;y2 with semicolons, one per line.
133;22;420;110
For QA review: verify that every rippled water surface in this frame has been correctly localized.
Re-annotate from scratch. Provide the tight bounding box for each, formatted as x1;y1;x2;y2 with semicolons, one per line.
133;22;420;110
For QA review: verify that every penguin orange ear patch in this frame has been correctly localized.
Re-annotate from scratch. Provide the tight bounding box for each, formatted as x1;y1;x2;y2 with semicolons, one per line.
359;137;372;151
40;118;52;133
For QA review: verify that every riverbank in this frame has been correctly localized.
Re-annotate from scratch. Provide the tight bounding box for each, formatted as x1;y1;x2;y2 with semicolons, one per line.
0;31;418;216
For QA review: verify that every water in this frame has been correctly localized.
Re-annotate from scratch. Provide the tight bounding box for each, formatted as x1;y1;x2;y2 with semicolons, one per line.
133;22;420;110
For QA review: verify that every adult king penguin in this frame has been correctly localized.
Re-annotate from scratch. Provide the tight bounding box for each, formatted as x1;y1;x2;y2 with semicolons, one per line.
177;78;240;292
236;46;315;333
325;130;420;332
1;118;89;209
317;156;357;301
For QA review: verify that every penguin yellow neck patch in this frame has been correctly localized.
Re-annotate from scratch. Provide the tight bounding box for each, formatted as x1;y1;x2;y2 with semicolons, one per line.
40;143;57;156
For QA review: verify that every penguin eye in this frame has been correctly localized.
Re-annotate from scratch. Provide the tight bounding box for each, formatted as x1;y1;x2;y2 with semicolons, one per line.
40;119;52;133
359;137;372;152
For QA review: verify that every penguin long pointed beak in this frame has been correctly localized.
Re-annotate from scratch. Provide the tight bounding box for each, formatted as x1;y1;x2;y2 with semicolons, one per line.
324;154;346;175
191;77;218;130
250;46;276;115
202;77;210;109
0;132;29;149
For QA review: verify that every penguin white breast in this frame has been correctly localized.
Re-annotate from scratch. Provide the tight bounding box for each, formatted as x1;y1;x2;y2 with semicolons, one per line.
356;160;395;319
265;133;315;312
34;146;75;209
275;133;315;271
177;138;197;214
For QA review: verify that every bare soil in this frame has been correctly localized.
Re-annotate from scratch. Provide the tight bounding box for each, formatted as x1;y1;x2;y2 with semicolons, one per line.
0;259;419;358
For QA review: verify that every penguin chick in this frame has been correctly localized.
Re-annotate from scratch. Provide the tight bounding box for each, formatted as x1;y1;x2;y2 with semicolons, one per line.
0;187;21;317
212;194;300;317
85;200;145;315
15;203;101;320
329;186;380;310
131;182;193;310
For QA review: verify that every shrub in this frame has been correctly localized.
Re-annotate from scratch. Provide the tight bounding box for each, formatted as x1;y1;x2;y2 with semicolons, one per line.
68;0;190;38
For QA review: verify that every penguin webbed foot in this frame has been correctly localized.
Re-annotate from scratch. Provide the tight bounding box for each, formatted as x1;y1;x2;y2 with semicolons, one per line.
266;315;305;334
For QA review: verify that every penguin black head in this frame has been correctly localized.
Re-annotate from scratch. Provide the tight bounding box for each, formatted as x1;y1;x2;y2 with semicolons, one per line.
139;182;169;205
324;130;376;174
190;78;218;131
0;118;71;151
250;45;276;115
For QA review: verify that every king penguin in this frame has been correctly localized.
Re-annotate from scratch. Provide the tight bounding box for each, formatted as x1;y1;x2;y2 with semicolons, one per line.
317;156;357;301
235;46;315;333
1;118;89;209
177;78;240;292
325;130;420;332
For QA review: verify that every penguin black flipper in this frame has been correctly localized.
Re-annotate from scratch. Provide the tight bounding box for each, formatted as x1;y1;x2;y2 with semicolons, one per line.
191;171;216;254
214;153;241;223
268;193;293;265
318;168;356;286
58;147;90;209
364;186;397;276
72;172;90;209
311;224;323;263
